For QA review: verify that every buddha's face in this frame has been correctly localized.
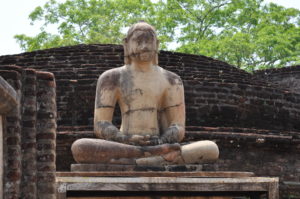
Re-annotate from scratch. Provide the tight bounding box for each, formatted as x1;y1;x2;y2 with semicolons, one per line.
127;30;157;62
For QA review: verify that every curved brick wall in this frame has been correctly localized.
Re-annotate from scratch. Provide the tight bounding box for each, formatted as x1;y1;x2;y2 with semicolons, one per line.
254;65;300;93
0;44;300;131
1;44;299;198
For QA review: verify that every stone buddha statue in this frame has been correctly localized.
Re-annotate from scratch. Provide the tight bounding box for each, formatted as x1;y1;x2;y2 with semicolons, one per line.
71;22;219;166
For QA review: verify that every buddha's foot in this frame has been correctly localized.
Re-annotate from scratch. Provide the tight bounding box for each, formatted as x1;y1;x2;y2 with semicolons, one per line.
136;140;219;166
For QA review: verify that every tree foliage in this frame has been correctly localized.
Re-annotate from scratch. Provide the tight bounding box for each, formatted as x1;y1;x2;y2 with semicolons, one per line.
15;0;300;71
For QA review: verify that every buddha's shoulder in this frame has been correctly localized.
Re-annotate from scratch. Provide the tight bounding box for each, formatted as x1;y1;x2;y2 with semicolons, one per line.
159;67;183;86
98;66;124;81
96;67;125;90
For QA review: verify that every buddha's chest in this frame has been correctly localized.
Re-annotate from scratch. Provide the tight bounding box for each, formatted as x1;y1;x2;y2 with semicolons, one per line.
119;73;166;106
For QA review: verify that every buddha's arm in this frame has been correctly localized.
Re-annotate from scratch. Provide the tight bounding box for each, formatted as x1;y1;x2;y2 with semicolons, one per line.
160;79;185;144
94;71;121;140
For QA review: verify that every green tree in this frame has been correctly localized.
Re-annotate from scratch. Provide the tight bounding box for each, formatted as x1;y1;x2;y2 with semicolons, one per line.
169;0;300;70
15;0;300;71
15;0;161;51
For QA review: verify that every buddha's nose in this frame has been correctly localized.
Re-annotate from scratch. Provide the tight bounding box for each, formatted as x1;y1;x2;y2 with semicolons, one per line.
140;42;148;51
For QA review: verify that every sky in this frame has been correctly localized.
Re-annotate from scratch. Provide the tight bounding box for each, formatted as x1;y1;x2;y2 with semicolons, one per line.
0;0;299;56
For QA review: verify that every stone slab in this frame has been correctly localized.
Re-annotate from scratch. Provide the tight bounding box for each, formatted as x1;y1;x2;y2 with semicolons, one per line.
57;171;255;178
67;197;234;199
71;164;207;172
56;175;279;199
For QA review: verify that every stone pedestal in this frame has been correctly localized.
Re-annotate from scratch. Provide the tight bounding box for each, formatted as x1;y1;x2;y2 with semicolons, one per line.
71;163;204;172
56;172;279;199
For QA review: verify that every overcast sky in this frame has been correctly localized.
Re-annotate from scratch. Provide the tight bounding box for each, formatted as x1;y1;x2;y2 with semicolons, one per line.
0;0;299;56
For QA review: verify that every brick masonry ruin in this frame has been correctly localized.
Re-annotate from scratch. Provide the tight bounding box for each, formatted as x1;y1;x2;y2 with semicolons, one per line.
0;44;299;198
0;66;56;199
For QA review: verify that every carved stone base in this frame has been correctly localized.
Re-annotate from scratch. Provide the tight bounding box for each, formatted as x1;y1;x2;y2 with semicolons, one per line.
71;163;206;172
56;173;279;199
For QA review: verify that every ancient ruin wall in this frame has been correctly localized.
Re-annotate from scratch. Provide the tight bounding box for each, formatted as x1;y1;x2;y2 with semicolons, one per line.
1;44;300;198
254;65;300;93
0;66;56;199
0;44;300;131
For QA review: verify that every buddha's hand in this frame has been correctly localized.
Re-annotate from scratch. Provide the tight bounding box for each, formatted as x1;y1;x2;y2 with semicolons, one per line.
95;121;121;140
149;136;164;145
125;134;152;146
126;135;165;146
161;124;185;144
95;121;132;144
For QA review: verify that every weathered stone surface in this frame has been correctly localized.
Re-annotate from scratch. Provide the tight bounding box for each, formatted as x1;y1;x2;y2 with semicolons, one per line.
56;175;279;199
58;171;255;177
71;164;204;172
58;128;300;198
71;22;219;166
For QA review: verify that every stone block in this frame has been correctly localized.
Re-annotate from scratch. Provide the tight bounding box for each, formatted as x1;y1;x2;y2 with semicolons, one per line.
71;164;204;172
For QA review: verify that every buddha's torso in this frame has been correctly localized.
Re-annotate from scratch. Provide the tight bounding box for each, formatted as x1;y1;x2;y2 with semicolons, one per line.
117;65;169;136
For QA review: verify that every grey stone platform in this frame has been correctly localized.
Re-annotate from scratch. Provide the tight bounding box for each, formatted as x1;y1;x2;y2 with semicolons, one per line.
71;163;206;172
56;171;279;199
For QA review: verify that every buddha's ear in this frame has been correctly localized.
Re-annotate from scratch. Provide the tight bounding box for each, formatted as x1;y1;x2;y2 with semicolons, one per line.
153;39;159;65
123;37;131;64
123;38;128;54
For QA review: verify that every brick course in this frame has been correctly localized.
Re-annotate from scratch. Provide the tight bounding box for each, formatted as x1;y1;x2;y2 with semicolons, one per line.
21;69;37;199
36;72;56;199
0;44;299;131
254;65;300;93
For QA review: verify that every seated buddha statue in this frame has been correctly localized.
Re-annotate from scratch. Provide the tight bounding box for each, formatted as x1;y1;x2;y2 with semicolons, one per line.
71;22;219;166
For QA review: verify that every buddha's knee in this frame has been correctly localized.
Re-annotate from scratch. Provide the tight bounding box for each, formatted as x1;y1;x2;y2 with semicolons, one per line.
71;138;108;163
71;138;136;163
181;140;219;164
71;138;91;163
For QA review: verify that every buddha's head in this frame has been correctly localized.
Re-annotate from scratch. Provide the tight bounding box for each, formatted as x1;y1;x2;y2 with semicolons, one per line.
124;21;159;65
